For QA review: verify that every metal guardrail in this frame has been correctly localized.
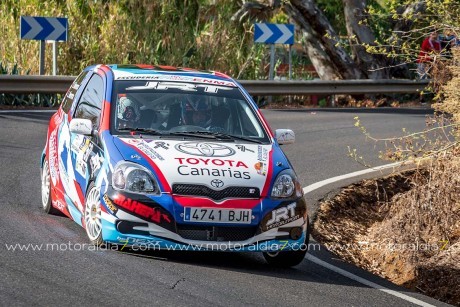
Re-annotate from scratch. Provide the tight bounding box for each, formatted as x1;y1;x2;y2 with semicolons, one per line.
0;75;75;94
0;75;429;95
242;79;429;95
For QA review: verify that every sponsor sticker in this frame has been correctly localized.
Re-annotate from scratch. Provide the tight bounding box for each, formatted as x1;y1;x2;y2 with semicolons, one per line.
103;194;118;214
75;158;87;177
254;161;267;176
137;142;164;161
131;154;141;160
257;145;268;162
90;154;104;177
49;130;58;185
236;145;255;153
266;203;301;230
124;139;164;161
52;200;65;211
116;75;237;87
114;194;171;224
152;141;169;150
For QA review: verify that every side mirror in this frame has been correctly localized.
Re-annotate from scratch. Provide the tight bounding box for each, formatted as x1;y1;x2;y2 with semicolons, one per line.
275;129;295;145
69;118;93;136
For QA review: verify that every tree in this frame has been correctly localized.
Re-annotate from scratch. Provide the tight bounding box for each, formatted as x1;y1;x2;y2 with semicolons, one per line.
232;0;432;80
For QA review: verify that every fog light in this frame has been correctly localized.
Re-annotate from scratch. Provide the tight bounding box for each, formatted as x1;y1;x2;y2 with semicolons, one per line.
290;227;303;240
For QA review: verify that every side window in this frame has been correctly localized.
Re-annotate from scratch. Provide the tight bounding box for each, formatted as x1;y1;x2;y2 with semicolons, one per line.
233;101;261;137
61;71;89;113
74;74;104;129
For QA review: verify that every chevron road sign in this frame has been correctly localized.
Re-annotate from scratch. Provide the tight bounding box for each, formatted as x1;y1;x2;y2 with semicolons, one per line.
20;16;68;41
254;23;294;45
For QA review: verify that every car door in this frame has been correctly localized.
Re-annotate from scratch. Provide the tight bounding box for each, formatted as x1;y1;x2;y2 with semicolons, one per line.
60;73;105;222
51;71;90;212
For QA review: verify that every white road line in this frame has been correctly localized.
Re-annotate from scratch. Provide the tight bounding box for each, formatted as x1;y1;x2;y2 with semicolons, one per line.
306;254;435;307
303;163;435;307
303;162;401;194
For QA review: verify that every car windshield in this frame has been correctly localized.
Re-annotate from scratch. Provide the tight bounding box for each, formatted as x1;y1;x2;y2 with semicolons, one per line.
111;80;270;143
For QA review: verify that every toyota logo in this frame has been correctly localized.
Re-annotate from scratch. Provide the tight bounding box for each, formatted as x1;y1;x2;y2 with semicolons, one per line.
175;142;235;157
210;179;224;188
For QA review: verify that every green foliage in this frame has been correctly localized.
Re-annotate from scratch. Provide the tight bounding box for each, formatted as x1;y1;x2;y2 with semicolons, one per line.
368;0;460;70
0;62;25;75
316;0;346;36
0;0;277;79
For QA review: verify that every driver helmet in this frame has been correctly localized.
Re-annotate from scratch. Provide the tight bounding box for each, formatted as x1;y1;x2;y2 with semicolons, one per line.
181;95;211;127
117;96;141;128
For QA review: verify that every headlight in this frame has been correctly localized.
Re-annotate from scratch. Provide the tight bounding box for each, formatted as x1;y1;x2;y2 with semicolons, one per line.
112;161;160;195
271;169;303;198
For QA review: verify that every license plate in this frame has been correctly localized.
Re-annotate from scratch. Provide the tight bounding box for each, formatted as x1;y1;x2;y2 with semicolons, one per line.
184;208;252;224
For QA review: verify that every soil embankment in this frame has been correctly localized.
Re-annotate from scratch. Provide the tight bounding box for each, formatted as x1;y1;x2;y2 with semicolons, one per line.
313;162;460;306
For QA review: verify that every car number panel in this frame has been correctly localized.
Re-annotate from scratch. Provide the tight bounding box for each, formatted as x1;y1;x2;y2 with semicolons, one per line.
184;207;252;224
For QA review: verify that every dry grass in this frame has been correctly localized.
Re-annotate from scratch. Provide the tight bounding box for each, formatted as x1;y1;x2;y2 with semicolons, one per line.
0;1;263;78
313;156;460;305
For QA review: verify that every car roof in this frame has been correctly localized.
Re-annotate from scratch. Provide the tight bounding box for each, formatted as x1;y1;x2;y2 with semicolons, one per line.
84;64;236;86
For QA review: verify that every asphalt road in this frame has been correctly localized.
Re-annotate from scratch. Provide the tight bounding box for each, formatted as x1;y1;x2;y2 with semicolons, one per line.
0;108;449;306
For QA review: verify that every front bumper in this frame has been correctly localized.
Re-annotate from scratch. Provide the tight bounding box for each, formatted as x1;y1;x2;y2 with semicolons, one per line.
100;187;308;252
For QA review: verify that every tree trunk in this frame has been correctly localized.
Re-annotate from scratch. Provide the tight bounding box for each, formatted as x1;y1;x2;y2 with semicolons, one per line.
287;0;365;79
283;4;341;80
231;0;417;80
342;0;389;79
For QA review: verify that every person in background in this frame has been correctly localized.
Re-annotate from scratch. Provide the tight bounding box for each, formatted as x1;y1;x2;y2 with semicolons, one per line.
416;31;441;80
439;31;459;59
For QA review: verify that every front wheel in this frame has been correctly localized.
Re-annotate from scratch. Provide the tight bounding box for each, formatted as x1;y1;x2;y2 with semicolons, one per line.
263;224;310;267
41;159;58;214
84;183;104;245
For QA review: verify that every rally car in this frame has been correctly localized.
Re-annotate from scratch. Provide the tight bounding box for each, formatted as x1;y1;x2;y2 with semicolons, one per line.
41;64;309;267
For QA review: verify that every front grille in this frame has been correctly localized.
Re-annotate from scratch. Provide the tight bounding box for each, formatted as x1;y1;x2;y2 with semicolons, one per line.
176;224;258;241
173;184;260;201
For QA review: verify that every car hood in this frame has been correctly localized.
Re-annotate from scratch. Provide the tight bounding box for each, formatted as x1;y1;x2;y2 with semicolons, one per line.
114;137;273;194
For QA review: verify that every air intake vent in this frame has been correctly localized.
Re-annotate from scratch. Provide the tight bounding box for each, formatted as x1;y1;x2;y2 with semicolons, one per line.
176;224;257;241
172;184;260;201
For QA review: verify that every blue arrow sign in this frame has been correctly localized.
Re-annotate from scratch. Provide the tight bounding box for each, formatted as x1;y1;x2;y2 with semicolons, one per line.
20;16;68;41
254;23;294;44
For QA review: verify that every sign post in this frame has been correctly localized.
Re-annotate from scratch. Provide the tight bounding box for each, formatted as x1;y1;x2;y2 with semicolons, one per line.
254;23;295;80
39;41;45;75
254;23;294;103
52;41;58;75
20;16;68;76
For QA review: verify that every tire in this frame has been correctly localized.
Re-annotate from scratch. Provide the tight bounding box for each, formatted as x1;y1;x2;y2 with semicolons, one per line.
263;222;310;268
84;183;104;246
41;159;58;214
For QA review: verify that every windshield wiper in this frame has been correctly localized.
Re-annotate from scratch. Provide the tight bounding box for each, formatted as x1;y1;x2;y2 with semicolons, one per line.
117;128;164;135
213;132;264;144
169;130;264;144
